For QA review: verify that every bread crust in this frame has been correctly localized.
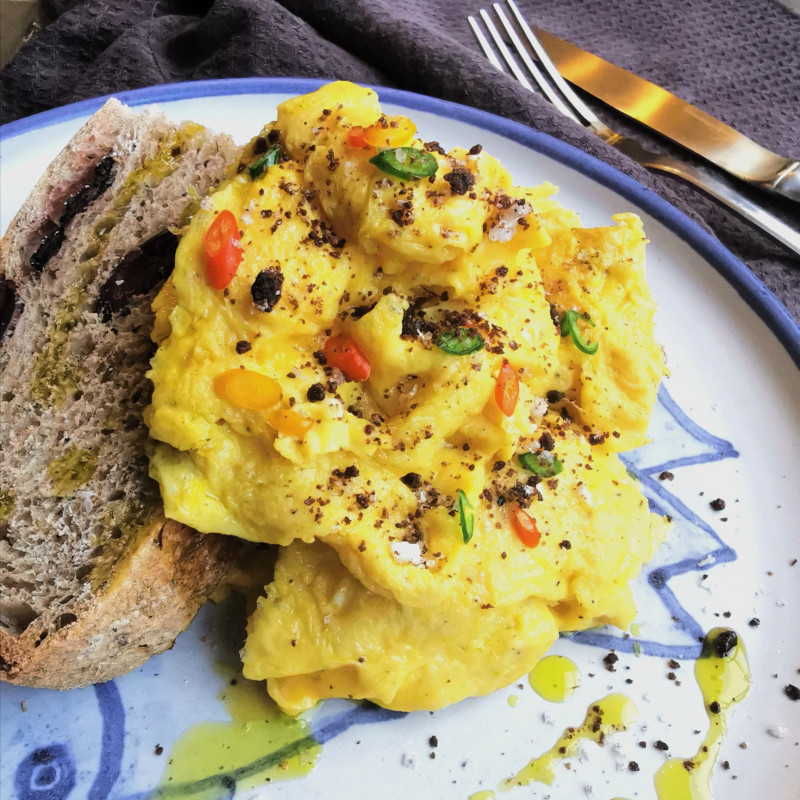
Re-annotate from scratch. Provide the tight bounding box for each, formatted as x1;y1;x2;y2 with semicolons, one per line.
0;516;240;688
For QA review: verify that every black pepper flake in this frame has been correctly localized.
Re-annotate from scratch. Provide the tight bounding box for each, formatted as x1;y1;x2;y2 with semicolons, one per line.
539;431;556;451
443;167;475;195
429;735;438;747
628;761;640;772
251;267;284;312
390;201;414;227
546;389;564;404
712;629;738;658
602;652;619;672
559;540;572;550
307;383;326;402
654;740;669;750
748;617;760;627
710;497;726;511
401;472;422;489
424;141;446;155
468;144;483;155
659;470;675;481
154;744;164;756
235;340;251;354
588;432;607;446
355;493;371;508
344;465;359;479
708;701;721;714
785;684;800;701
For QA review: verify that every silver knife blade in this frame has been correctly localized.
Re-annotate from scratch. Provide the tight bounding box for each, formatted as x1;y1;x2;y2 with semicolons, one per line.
533;27;800;202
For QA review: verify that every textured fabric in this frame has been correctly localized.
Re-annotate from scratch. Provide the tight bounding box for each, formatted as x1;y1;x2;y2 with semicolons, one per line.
2;0;798;319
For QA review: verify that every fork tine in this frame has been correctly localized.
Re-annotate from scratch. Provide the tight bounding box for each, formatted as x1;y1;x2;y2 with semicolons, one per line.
477;9;536;92
490;3;581;123
468;15;507;74
503;0;600;128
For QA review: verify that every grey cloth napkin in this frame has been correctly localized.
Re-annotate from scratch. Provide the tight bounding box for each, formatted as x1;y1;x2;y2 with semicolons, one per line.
2;0;798;321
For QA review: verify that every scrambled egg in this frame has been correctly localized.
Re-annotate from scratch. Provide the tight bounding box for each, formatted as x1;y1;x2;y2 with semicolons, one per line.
146;82;669;714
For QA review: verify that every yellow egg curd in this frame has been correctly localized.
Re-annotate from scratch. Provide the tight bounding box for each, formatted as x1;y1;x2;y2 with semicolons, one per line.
145;81;669;714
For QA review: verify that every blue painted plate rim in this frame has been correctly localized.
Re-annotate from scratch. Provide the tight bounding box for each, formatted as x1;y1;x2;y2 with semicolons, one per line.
2;76;798;366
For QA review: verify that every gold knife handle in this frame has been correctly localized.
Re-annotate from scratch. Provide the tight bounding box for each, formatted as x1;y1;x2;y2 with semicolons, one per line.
642;154;800;258
768;162;800;203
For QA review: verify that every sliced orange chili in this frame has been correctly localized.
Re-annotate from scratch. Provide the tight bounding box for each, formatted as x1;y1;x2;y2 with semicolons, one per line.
268;407;314;437
323;334;371;382
362;115;416;148
495;359;519;417
213;369;281;410
511;504;541;548
204;209;243;290
348;116;416;149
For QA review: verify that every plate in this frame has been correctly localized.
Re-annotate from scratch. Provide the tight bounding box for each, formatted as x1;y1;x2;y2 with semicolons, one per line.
2;79;799;800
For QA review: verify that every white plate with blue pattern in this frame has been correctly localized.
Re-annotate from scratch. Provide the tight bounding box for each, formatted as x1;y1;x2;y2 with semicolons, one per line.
2;79;799;800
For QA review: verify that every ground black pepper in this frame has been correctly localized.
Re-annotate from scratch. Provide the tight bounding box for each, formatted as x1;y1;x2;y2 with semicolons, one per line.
251;267;284;312
602;652;619;672
443;167;475;195
401;472;422;489
713;630;738;658
306;383;326;402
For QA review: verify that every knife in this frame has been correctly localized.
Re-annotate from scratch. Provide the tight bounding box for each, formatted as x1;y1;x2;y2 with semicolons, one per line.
532;27;800;204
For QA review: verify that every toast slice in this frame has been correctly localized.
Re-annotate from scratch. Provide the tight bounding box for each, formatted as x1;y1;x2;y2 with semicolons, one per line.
0;99;242;688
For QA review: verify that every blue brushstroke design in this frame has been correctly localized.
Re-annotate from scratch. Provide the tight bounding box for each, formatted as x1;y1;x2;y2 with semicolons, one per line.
14;743;77;800
568;383;739;660
89;682;126;800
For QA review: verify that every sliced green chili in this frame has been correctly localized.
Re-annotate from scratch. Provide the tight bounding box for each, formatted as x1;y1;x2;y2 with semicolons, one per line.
560;309;599;354
435;327;485;355
518;451;563;478
248;144;282;180
456;489;475;544
369;147;438;180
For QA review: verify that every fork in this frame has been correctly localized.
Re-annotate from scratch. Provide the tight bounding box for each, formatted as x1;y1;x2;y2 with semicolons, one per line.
469;0;800;257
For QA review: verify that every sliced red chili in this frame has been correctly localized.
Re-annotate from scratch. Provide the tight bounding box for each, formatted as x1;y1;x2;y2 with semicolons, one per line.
204;210;242;290
495;359;519;417
323;334;371;382
348;126;368;148
511;504;541;548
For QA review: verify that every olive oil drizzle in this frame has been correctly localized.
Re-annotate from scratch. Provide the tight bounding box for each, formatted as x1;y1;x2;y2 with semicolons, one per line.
528;654;580;703
654;627;750;800
155;663;319;798
503;693;638;788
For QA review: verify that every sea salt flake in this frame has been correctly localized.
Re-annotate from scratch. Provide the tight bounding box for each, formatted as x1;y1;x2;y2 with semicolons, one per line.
488;201;532;242
391;540;425;566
